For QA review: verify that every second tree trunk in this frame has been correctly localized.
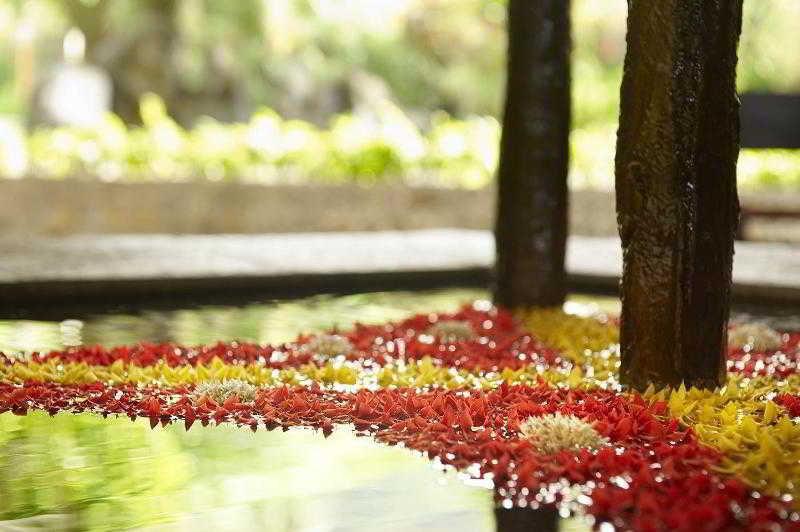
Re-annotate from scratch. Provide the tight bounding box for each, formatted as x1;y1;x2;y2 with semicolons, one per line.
494;0;571;308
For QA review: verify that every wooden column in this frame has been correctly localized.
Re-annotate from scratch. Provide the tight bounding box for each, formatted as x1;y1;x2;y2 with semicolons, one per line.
493;0;570;308
616;0;743;390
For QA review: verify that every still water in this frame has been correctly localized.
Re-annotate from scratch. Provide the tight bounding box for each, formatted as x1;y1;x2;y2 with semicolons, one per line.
0;290;623;355
0;290;492;355
0;289;524;532
1;289;794;531
1;414;493;531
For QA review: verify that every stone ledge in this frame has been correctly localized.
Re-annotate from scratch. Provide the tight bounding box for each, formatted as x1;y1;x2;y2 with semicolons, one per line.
0;231;797;314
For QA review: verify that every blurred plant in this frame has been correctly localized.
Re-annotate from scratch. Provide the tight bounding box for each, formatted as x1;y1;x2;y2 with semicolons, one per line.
728;322;784;351
11;93;501;187
0;0;798;189
1;409;487;531
0;412;192;528
3;94;797;189
0;0;797;123
301;334;354;358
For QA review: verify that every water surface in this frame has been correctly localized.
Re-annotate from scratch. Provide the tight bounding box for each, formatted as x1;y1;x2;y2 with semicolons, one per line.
4;288;782;531
1;290;504;531
0;413;494;531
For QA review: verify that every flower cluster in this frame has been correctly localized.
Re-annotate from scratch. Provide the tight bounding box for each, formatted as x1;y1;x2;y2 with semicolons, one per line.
519;413;609;455
2;304;800;531
728;322;784;351
300;334;354;358
192;379;258;404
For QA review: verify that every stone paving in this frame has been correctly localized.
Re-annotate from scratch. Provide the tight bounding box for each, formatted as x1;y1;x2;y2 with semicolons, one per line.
0;230;798;307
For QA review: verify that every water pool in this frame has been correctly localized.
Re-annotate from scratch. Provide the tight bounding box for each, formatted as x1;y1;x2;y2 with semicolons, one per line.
1;290;596;531
2;289;794;531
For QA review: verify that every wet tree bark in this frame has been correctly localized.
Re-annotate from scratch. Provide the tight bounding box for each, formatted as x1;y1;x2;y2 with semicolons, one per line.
493;0;570;308
616;0;744;390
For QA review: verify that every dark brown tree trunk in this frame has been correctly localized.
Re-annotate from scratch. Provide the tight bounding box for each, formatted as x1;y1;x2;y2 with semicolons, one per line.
493;0;570;308
615;0;743;390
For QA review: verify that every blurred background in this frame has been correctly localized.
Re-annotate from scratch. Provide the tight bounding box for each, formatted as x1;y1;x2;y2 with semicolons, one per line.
0;0;798;241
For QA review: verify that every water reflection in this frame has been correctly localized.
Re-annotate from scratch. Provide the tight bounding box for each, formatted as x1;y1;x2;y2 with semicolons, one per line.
0;290;613;531
0;290;491;354
1;290;505;531
3;289;787;356
0;290;627;355
7;289;724;532
0;412;493;531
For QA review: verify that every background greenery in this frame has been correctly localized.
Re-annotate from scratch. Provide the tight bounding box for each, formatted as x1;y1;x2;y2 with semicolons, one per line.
0;0;798;189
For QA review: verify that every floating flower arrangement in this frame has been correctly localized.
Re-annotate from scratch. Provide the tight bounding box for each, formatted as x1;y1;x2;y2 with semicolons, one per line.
2;302;800;530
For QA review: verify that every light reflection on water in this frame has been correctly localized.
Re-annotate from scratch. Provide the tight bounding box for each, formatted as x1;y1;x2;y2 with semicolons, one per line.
0;290;625;355
0;412;494;531
0;290;504;531
0;290;492;354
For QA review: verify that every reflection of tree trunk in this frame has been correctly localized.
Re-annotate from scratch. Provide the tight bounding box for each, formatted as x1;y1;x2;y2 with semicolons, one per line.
494;506;558;532
493;0;570;308
63;0;179;123
616;1;743;390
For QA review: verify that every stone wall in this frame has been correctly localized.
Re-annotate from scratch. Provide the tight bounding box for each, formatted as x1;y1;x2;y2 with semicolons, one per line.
2;179;793;240
0;179;619;237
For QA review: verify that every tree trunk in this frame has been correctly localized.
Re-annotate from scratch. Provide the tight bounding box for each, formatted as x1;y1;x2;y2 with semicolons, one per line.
493;0;570;308
615;0;743;390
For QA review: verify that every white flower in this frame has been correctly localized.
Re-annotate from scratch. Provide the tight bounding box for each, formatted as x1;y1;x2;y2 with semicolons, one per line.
193;379;257;404
424;320;476;342
728;323;783;351
520;413;609;455
302;334;353;358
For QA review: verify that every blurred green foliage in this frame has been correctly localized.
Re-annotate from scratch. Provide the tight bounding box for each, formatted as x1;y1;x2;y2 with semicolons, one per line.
0;412;192;529
19;94;499;187
0;0;792;123
5;94;796;189
0;0;798;188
